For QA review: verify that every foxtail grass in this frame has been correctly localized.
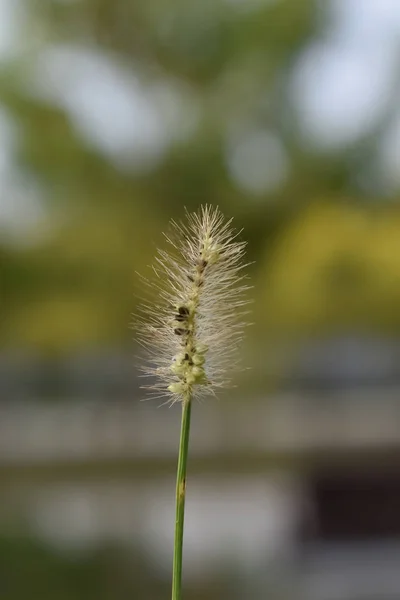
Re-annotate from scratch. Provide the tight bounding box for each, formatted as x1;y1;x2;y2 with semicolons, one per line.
136;205;250;600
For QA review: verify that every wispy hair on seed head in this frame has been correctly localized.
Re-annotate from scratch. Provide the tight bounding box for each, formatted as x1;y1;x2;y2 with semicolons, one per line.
135;205;251;405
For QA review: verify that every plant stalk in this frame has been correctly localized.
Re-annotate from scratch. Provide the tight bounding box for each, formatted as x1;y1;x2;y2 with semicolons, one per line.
171;393;192;600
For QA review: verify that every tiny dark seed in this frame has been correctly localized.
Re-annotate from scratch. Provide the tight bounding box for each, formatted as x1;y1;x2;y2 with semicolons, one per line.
178;306;190;316
197;258;208;269
174;328;186;336
187;275;194;282
197;280;204;287
175;314;186;322
184;353;189;361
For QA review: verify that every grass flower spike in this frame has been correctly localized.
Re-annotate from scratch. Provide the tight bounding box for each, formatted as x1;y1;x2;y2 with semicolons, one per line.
136;205;250;600
137;205;250;404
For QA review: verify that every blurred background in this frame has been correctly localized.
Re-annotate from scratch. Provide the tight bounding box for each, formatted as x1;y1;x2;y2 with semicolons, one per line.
2;0;400;598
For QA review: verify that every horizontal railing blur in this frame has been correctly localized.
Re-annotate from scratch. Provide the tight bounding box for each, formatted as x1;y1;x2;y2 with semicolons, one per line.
0;389;400;465
3;336;400;399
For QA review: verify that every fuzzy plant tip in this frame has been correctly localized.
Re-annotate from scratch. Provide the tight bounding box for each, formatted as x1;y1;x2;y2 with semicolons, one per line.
136;205;251;405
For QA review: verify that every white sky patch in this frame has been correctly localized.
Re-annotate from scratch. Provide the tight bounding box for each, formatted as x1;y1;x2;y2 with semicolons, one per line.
292;0;400;150
31;46;198;172
0;175;45;245
293;43;395;149
0;108;43;239
0;0;22;61
226;128;289;196
331;0;400;43
0;0;46;240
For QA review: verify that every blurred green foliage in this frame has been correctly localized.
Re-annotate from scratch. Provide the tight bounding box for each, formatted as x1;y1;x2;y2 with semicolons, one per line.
1;0;400;354
0;536;242;600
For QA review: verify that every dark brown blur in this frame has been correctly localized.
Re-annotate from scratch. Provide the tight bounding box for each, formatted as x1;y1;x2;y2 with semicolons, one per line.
1;1;400;598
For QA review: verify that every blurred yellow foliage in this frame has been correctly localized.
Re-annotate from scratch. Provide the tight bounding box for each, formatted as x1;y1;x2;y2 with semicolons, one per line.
260;202;400;335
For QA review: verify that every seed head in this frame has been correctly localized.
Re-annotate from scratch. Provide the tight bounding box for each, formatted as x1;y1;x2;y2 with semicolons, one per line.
135;205;251;404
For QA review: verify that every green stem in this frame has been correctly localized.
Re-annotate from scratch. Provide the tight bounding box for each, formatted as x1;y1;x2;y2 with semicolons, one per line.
171;393;192;600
